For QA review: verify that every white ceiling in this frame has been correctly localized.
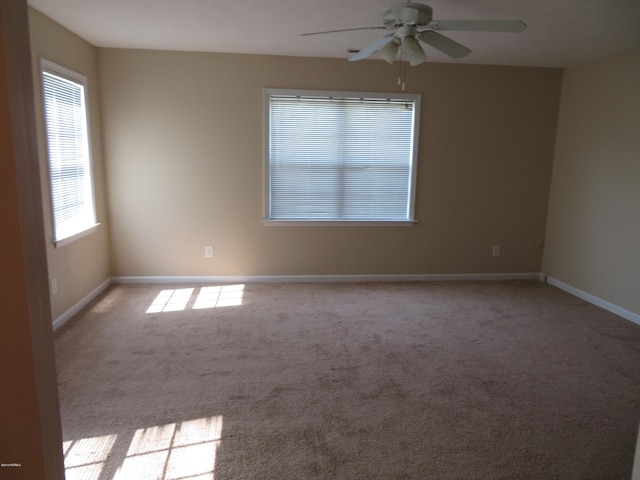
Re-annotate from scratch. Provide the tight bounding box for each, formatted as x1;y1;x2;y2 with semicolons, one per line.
28;0;640;68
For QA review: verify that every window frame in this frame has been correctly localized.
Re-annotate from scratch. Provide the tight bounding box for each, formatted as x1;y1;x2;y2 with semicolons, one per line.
263;88;420;227
40;59;98;247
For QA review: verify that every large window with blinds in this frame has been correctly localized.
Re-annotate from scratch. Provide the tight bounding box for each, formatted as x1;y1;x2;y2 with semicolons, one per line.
265;89;420;225
41;60;96;245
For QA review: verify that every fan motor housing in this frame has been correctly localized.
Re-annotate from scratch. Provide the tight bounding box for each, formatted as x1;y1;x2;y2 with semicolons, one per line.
383;3;433;28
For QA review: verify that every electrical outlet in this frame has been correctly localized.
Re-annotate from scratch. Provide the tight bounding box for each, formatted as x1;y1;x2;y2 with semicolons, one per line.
491;245;501;257
50;278;58;296
204;245;214;258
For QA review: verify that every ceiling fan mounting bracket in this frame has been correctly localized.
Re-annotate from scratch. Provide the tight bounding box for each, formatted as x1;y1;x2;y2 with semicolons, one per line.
383;3;434;29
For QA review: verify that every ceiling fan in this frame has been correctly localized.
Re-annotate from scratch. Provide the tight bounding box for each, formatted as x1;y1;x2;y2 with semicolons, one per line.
300;2;527;66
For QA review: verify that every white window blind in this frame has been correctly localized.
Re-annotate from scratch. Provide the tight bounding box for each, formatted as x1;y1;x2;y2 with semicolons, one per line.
42;61;96;243
266;89;420;224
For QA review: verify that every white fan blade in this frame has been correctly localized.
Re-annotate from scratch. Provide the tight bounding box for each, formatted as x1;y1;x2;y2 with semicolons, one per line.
418;31;471;58
432;20;527;33
299;26;386;37
348;35;396;62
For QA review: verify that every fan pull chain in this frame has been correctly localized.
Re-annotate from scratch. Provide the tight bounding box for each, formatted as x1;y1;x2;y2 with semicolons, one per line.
397;50;406;91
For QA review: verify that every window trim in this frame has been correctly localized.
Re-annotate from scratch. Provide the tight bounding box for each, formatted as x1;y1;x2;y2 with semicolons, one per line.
263;220;416;227
263;88;420;227
40;58;99;247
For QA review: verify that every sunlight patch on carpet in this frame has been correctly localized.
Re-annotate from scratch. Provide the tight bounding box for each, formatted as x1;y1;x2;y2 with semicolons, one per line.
146;286;244;313
63;416;223;480
63;434;117;480
146;288;195;313
193;285;245;309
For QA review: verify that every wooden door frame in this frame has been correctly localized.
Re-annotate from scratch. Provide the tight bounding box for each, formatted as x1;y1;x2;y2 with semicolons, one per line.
0;1;65;478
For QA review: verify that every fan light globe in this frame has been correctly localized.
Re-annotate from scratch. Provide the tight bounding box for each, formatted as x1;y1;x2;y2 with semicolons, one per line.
402;35;427;66
379;39;400;63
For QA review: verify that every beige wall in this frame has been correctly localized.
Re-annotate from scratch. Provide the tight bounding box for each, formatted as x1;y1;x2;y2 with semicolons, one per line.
99;49;562;277
28;9;111;319
543;49;640;315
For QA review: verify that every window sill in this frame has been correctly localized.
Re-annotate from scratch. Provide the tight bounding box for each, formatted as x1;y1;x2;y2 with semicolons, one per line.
54;223;100;248
263;220;416;227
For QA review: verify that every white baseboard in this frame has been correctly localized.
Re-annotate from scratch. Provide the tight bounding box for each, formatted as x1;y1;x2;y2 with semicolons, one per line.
54;273;541;330
52;278;112;332
545;276;640;326
59;273;640;332
53;273;639;337
111;272;540;285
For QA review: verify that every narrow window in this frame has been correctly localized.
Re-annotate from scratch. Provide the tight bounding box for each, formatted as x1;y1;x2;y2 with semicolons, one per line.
41;60;96;244
265;89;420;225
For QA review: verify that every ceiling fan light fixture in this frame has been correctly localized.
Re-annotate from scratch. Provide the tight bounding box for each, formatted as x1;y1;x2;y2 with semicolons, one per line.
402;35;427;66
379;38;400;63
300;2;528;69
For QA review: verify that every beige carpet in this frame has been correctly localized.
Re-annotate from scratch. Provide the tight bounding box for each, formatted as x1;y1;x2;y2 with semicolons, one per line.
54;280;640;479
